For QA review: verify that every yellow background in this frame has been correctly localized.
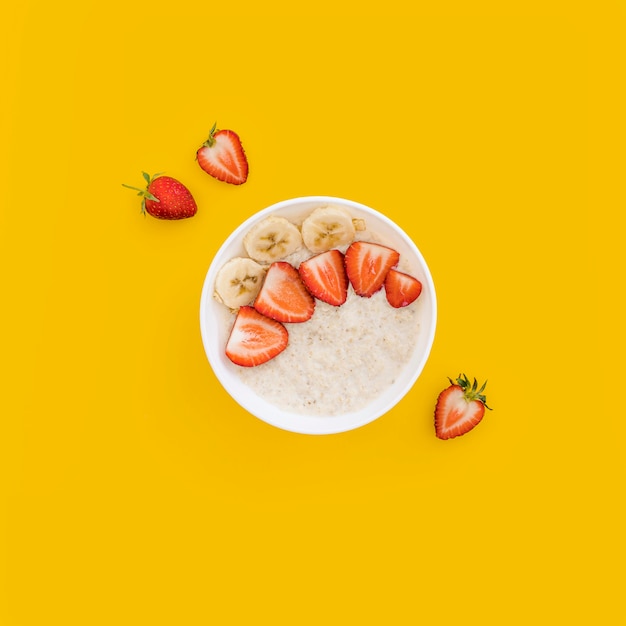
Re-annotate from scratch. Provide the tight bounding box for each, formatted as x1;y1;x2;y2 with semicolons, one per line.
1;1;624;624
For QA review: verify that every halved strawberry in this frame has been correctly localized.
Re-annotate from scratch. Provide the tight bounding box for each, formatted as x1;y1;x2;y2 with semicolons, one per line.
225;306;288;367
384;268;423;308
254;261;315;323
298;249;348;306
344;241;400;297
197;123;248;185
435;374;492;440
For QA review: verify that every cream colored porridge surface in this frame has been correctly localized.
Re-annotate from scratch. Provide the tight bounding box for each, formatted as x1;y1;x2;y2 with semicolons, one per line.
229;288;420;416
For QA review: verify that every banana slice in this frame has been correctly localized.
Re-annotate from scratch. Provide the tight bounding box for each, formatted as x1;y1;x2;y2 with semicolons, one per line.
243;216;303;263
214;257;267;309
301;205;361;253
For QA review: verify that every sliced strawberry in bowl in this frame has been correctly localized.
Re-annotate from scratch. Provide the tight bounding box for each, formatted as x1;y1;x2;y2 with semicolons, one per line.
384;268;423;308
254;261;315;323
298;249;348;306
225;306;288;367
344;241;400;297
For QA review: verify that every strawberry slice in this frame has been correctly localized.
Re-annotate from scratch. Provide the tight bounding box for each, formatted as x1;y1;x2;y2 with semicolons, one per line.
298;249;348;306
435;374;492;439
225;306;288;367
384;268;423;308
344;241;400;297
254;261;315;323
197;123;248;185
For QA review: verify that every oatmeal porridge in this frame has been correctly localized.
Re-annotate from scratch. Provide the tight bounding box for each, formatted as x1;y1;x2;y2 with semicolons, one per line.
229;287;420;416
218;228;422;417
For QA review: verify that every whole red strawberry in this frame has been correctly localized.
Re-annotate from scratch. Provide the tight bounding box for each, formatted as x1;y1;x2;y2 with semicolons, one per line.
123;172;197;220
434;374;492;440
196;123;248;185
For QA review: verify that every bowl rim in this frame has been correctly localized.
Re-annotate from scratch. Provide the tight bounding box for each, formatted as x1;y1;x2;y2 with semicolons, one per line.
199;195;437;435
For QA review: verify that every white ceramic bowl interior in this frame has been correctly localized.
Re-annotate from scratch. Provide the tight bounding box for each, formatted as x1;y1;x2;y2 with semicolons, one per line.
199;196;437;435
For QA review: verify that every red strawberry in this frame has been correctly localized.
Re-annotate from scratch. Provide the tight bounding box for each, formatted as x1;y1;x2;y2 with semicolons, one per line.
123;172;197;220
196;123;248;185
225;306;288;367
344;241;400;297
384;268;423;308
298;249;348;306
254;261;315;323
434;374;492;440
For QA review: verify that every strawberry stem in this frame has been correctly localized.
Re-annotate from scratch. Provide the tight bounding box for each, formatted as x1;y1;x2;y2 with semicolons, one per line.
122;172;161;216
450;373;492;410
202;122;218;147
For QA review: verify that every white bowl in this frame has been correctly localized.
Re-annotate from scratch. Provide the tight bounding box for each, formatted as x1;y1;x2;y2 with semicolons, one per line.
199;196;437;435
